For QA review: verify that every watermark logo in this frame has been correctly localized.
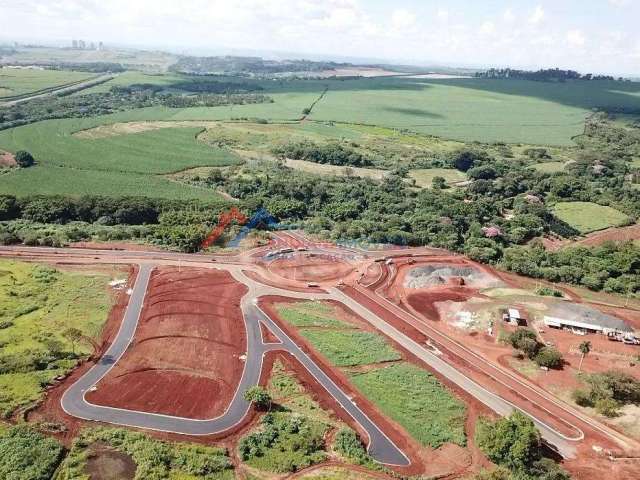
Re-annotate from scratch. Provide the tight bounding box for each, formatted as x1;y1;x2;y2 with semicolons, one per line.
201;207;280;250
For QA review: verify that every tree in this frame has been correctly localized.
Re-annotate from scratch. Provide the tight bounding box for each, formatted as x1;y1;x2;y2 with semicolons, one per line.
534;346;563;369
578;341;592;372
14;150;35;168
243;386;271;410
475;411;542;473
63;327;83;356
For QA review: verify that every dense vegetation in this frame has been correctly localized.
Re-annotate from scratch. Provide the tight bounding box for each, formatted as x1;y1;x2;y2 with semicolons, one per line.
57;427;233;480
238;411;327;473
0;83;272;130
475;412;570;480
572;370;640;417
507;328;564;369
272;140;373;167
170;55;352;77
0;425;64;480
0;260;112;417
476;67;619;82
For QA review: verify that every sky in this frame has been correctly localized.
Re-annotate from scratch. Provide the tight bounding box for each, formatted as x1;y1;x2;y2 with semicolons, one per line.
0;0;638;75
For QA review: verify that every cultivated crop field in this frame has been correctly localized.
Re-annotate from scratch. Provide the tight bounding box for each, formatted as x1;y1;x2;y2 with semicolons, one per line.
553;201;632;234
0;67;95;99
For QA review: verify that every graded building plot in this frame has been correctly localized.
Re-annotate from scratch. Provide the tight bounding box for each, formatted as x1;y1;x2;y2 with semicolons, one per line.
0;260;115;418
86;267;247;419
272;299;467;453
0;67;95;99
349;363;467;449
552;202;632;234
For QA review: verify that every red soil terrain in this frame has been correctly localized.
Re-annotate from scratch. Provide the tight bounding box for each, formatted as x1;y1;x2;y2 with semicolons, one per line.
0;150;16;167
269;254;354;283
86;267;248;419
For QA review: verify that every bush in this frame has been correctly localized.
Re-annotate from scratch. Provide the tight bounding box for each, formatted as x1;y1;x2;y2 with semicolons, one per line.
333;428;368;463
475;412;570;480
535;286;563;298
509;328;541;359
14;151;35;168
572;389;593;407
595;397;620;417
534;346;563;369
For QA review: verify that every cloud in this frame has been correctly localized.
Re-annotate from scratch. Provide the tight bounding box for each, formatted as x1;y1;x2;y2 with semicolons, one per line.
503;9;515;22
0;0;637;76
391;9;416;30
566;29;586;47
480;21;495;35
436;8;449;21
529;5;545;24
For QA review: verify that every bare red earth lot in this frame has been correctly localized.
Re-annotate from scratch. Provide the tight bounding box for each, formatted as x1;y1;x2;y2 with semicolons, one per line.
269;254;354;283
86;267;247;419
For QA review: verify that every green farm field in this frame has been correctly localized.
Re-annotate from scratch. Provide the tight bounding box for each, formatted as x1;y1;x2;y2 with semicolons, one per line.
553;201;632;234
1;74;639;198
0;67;95;99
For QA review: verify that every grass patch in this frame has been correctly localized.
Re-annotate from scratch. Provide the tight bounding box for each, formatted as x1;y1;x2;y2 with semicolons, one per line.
0;260;114;417
268;360;338;426
533;161;566;173
277;301;349;329
552;201;631;234
408;168;467;188
56;427;233;480
299;330;400;367
350;363;467;448
276;301;400;367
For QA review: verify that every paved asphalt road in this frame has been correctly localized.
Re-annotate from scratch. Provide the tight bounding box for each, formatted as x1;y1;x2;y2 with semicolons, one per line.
61;263;410;466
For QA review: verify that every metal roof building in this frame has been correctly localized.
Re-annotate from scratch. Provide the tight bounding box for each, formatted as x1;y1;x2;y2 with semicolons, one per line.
544;303;633;333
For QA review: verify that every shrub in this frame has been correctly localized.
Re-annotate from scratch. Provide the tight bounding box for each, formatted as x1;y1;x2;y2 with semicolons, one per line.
535;286;563;298
595;398;620;417
14;151;35;168
0;425;64;480
244;386;272;410
333;428;368;462
572;389;593;407
534;346;563;369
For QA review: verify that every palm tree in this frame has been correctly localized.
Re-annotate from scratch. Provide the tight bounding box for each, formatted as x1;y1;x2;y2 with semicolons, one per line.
578;341;592;372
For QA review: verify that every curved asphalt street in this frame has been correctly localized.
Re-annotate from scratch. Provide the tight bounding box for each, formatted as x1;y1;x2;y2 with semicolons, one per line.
61;263;410;466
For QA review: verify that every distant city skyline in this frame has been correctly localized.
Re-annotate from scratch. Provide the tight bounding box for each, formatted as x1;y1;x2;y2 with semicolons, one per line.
0;0;638;76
